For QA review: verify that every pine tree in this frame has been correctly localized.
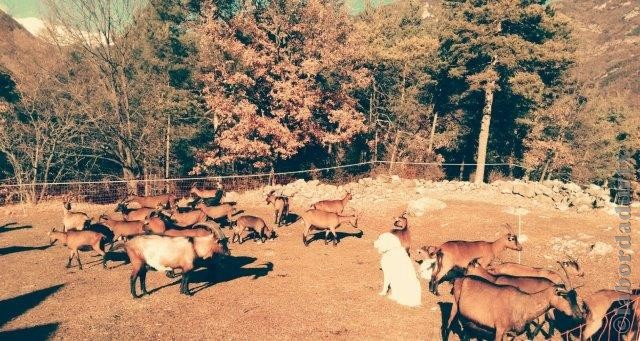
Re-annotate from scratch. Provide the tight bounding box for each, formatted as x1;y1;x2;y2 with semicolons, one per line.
436;0;575;182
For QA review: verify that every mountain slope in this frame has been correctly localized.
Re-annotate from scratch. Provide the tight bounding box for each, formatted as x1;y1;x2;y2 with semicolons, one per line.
554;0;639;102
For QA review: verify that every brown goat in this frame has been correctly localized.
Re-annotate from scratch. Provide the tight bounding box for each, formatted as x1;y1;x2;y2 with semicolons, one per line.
391;211;410;254
143;215;167;234
160;209;207;228
488;259;584;285
125;226;229;298
446;276;584;340
115;203;159;222
62;201;91;232
190;183;223;199
266;190;289;226
163;227;212;238
48;228;106;269
231;215;276;244
580;290;640;340
196;202;236;221
99;214;147;250
311;191;352;214
300;209;359;246
123;194;176;209
429;225;522;295
466;259;561;295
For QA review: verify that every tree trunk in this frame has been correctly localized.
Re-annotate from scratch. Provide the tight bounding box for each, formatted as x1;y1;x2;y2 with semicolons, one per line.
374;129;378;162
459;160;465;180
428;112;438;153
165;113;171;193
539;157;551;182
474;82;495;184
389;132;400;174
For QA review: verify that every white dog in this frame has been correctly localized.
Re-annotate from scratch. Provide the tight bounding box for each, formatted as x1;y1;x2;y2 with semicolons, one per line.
373;232;421;307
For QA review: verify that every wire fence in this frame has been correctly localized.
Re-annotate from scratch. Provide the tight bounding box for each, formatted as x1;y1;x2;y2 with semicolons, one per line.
0;161;527;206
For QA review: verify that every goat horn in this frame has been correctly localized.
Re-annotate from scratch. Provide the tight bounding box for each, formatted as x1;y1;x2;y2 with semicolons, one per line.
558;260;574;289
503;223;514;234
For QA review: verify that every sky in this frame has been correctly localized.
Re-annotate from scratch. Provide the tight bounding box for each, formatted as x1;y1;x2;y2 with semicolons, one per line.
1;0;48;36
0;0;397;36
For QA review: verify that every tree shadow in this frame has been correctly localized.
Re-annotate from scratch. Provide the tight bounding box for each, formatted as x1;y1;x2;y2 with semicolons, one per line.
0;244;51;256
305;229;364;246
0;222;32;234
0;284;63;339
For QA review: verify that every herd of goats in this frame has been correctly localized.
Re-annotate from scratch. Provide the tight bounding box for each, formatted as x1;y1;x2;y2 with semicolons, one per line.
42;184;637;340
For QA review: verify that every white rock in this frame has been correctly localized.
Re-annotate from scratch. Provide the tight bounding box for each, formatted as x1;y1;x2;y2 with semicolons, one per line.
589;242;613;256
406;197;447;217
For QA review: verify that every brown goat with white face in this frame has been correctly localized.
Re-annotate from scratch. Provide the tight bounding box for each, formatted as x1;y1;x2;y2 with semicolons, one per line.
446;276;584;340
391;212;410;255
125;227;229;298
266;190;289;226
122;194;176;209
300;209;359;246
429;225;522;295
231;215;276;244
311;191;352;214
48;228;106;269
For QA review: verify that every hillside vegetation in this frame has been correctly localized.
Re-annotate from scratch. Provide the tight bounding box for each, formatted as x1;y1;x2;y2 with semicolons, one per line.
0;0;638;202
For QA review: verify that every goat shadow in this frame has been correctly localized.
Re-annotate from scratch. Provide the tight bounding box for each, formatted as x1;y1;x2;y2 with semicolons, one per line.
103;250;130;269
278;212;300;227
190;255;273;293
0;284;62;339
439;302;496;341
0;222;32;234
305;229;364;245
210;208;244;228
147;255;273;295
0;244;51;256
84;223;115;243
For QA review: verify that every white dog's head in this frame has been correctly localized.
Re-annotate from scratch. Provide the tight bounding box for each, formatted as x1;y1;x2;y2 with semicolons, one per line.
374;232;402;254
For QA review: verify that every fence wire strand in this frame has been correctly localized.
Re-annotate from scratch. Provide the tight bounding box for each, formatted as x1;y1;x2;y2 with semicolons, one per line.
0;161;525;205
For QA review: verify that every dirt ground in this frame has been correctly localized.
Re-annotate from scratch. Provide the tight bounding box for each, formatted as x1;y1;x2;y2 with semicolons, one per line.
0;191;634;340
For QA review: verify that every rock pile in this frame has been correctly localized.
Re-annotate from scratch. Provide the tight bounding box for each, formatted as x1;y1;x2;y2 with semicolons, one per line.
243;175;612;213
491;179;611;212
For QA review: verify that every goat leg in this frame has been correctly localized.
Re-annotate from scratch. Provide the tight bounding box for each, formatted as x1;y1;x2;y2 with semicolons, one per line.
443;302;458;340
66;250;75;268
139;267;148;296
331;228;338;246
181;272;191;296
76;251;83;270
130;274;139;299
